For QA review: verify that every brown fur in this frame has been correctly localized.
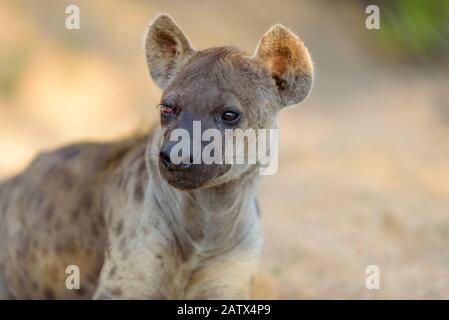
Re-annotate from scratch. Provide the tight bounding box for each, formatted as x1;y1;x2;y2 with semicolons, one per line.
0;14;312;299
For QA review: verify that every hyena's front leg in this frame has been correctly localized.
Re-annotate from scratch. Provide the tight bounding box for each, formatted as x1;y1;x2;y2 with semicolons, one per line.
94;200;175;299
0;272;14;300
93;256;167;299
93;235;176;300
184;254;261;300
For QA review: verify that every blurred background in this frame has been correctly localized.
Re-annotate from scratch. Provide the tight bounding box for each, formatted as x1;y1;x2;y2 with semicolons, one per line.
1;0;448;299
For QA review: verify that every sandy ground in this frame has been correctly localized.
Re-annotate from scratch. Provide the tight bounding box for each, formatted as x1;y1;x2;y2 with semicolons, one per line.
0;0;448;299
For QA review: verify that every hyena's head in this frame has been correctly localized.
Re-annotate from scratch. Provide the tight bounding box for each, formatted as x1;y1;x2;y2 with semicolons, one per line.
144;14;313;190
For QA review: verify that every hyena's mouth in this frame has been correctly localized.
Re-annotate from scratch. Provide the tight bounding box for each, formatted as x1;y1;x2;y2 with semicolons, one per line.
158;156;230;191
159;151;192;172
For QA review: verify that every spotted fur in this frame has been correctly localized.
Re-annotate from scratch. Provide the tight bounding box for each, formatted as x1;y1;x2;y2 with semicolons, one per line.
0;14;313;299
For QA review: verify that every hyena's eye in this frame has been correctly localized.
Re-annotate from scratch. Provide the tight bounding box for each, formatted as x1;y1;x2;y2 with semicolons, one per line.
221;110;241;124
158;103;177;120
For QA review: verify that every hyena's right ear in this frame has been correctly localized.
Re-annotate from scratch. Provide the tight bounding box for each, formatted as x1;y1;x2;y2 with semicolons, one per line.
144;14;195;89
253;24;313;108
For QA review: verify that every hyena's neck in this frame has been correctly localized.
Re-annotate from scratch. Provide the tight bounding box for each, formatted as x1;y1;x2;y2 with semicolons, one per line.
146;127;261;256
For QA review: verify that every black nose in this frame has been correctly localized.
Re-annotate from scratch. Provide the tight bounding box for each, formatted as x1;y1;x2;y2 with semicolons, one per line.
159;149;192;171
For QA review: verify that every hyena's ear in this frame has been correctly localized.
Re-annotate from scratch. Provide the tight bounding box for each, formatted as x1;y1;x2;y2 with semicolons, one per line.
144;14;195;89
254;24;313;107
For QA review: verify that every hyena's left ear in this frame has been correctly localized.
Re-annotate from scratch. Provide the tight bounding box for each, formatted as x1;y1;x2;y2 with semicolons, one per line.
253;24;313;107
144;14;195;89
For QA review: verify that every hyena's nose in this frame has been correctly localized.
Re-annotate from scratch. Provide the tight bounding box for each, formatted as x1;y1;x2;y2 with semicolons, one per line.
159;147;192;171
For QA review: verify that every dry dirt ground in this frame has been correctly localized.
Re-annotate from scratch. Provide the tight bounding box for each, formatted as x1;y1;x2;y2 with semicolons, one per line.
0;1;448;299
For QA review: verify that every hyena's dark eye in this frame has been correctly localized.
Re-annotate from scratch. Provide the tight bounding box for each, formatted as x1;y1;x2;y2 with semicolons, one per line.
221;110;241;124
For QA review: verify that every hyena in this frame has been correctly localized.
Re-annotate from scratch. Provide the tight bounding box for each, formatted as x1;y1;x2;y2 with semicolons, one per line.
0;14;313;299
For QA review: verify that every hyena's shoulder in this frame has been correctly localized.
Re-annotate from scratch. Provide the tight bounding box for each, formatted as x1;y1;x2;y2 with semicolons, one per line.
0;134;151;299
1;141;125;199
0;134;150;224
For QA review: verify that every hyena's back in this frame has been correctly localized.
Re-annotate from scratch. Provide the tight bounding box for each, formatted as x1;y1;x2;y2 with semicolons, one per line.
0;134;148;299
